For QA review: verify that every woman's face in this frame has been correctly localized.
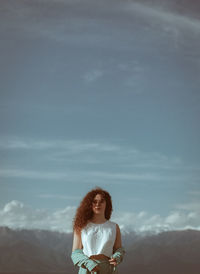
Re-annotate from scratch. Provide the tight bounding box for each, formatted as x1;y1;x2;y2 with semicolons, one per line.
92;194;106;215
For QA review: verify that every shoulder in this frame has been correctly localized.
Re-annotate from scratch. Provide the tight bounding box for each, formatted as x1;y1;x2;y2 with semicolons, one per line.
107;220;116;226
109;221;121;235
107;221;120;230
113;222;120;231
108;220;119;226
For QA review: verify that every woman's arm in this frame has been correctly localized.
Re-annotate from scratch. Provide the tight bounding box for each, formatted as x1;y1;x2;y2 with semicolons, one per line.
72;230;83;251
113;224;122;252
109;224;125;267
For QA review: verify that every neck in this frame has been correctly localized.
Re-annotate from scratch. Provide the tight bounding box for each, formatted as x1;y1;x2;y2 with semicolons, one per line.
91;214;107;224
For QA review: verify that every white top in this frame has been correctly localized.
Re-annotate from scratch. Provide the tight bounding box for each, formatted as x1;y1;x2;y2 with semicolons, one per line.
81;220;117;257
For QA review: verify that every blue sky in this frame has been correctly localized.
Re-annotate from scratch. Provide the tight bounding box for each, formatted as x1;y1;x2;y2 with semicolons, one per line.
0;0;200;233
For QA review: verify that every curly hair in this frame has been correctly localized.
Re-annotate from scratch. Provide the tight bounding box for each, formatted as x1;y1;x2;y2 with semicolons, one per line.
73;187;113;233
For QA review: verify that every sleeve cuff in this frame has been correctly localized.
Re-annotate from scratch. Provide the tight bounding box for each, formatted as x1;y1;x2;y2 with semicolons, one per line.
86;259;99;272
111;247;126;265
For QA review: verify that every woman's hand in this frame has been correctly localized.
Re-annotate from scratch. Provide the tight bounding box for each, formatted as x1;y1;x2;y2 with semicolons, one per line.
109;258;117;266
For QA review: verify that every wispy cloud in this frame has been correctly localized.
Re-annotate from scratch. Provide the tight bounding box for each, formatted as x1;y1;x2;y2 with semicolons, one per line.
38;194;80;201
2;0;200;55
0;168;164;183
175;201;200;212
189;190;200;196
0;137;199;185
124;2;200;33
0;169;63;180
1;0;121;46
120;61;145;92
0;137;182;169
0;138;119;152
83;69;104;83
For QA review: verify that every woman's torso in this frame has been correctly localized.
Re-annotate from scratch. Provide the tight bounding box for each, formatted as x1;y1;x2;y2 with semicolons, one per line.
81;220;116;257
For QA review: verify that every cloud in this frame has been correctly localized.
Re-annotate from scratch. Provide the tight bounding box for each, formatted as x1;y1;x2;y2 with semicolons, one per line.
2;0;200;56
1;0;122;47
189;190;200;196
0;138;119;152
0;169;64;180
113;208;200;234
0;137;180;168
175;201;200;212
0;137;199;185
0;200;75;233
124;2;200;33
83;69;104;83
1;200;200;234
38;194;80;201
0;168;163;183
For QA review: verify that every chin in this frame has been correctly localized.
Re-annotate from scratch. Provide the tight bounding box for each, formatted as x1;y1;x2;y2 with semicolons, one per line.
93;209;101;214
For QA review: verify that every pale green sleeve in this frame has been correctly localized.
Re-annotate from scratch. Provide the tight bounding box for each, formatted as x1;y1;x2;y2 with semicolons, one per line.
111;247;126;265
71;249;98;272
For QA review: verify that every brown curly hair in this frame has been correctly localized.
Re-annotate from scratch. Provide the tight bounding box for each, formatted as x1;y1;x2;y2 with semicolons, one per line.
73;187;113;233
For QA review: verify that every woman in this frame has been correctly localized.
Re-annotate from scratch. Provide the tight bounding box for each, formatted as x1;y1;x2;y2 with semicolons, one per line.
71;187;125;273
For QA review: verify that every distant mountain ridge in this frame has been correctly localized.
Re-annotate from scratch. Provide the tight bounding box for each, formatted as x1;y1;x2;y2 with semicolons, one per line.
0;227;200;274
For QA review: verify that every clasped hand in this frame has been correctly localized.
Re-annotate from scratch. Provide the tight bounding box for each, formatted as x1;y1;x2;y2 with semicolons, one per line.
91;258;117;273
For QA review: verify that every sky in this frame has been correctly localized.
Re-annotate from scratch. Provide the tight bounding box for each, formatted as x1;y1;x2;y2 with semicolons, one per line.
0;0;200;234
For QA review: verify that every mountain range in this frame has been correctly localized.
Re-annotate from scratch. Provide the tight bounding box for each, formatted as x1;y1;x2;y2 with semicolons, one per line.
0;227;200;274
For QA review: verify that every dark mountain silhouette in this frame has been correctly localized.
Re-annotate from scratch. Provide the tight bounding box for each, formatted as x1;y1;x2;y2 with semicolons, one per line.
0;226;73;273
122;229;200;274
0;227;200;274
